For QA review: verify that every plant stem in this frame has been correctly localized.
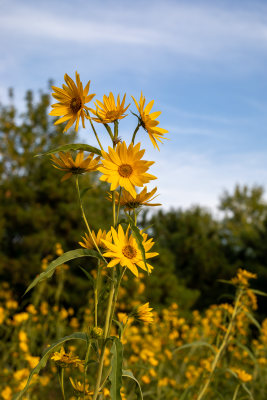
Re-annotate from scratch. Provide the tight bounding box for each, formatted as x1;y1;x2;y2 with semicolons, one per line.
116;187;122;225
196;290;243;400
58;367;65;400
75;176;106;262
232;384;240;400
89;119;104;151
83;341;92;399
131;123;141;144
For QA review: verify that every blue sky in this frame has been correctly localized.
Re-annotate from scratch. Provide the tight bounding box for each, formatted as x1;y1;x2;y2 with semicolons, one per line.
1;0;267;212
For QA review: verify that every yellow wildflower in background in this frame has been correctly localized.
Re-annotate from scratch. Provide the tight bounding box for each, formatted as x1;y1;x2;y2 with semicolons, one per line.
1;386;12;400
107;186;161;211
98;141;156;198
132;92;168;150
69;377;93;396
136;302;154;323
50;72;95;132
51;151;100;181
79;229;112;250
231;268;257;287
90;92;130;123
101;225;158;277
51;347;84;368
231;368;253;382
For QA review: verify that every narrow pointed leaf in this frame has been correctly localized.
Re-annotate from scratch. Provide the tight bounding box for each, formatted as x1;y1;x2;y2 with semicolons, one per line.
35;143;101;157
122;369;143;400
173;341;217;355
25;249;105;295
14;332;87;400
109;338;123;400
127;215;148;272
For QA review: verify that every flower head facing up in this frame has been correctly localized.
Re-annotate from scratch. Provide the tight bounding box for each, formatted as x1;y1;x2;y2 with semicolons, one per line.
101;225;158;277
49;72;95;132
135;302;154;324
69;377;93;397
98;141;157;198
90;92;130;123
51;347;84;368
132;92;168;150
51;151;100;181
79;229;112;251
107;186;161;211
231;268;257;288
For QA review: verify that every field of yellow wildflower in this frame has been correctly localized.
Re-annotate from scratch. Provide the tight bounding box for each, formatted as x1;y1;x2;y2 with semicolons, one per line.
1;73;267;400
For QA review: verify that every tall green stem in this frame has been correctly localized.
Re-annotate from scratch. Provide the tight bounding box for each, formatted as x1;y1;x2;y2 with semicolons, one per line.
89;119;104;151
232;384;240;400
196;290;243;400
58;367;65;400
75;176;105;261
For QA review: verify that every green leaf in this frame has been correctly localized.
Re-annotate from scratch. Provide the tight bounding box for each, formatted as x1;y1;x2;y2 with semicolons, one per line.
127;215;148;273
80;186;92;199
109;338;123;400
35;143;102;157
244;311;262;331
25;249;105;295
79;266;95;288
232;339;257;364
14;332;87;400
251;289;267;297
122;369;143;400
173;341;217;355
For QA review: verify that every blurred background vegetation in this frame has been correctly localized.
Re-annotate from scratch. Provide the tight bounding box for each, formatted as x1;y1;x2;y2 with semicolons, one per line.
1;86;267;317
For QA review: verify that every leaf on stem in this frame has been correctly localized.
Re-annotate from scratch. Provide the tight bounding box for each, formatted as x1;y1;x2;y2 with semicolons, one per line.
35;143;102;157
122;369;144;400
109;338;123;400
25;249;105;295
14;332;88;400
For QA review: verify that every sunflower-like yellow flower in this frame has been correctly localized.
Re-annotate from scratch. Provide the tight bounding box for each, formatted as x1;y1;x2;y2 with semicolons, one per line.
79;229;112;250
69;377;93;396
132;92;168;150
98;141;156;198
51;347;84;368
231;368;253;382
107;186;161;211
90;92;130;123
136;302;153;323
51;151;100;181
49;72;95;132
101;225;158;277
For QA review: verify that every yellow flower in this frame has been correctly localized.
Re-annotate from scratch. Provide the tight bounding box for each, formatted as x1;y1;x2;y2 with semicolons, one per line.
107;186;161;211
98;141;156;198
90;92;130;123
101;225;158;277
136;303;153;323
231;268;257;287
69;377;93;396
51;151;100;181
51;347;84;368
49;72;95;132
132;92;168;150
231;368;253;382
1;386;12;400
79;229;112;251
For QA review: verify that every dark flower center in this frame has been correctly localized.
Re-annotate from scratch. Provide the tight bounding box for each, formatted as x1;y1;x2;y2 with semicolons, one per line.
122;245;137;259
118;164;133;178
70;97;82;113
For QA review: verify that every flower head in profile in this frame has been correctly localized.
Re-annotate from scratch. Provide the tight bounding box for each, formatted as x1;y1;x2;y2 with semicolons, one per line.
135;302;154;324
132;92;168;150
101;225;158;277
50;72;95;132
90;92;130;123
79;229;112;251
107;186;161;211
231;368;252;382
51;151;100;181
98;141;157;198
51;347;84;368
69;377;93;397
